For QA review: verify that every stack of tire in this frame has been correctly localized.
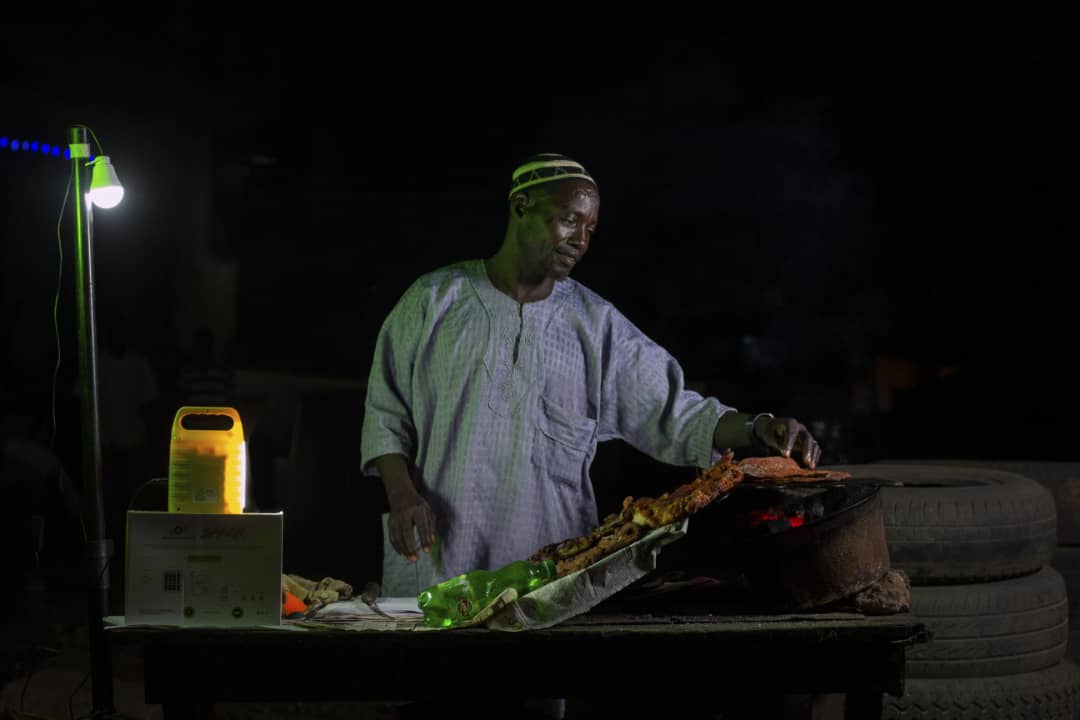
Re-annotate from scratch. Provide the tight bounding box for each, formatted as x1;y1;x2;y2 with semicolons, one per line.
883;459;1080;667
826;463;1080;719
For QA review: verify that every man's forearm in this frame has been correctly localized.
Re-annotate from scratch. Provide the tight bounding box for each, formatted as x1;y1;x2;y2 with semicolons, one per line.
373;453;420;509
712;411;755;451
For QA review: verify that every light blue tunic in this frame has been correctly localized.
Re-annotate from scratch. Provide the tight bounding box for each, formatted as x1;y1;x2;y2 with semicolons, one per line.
361;259;731;596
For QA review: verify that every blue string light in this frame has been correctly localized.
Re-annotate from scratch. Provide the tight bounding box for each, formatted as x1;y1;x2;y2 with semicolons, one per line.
1;132;86;161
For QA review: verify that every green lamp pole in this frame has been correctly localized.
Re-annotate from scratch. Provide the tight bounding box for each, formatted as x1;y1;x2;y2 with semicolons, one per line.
68;124;123;717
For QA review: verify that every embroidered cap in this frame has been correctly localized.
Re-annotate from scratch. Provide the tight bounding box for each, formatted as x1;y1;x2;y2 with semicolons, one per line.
509;153;596;198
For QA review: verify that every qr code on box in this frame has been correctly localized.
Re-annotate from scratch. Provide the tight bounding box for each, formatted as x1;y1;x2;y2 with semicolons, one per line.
163;570;182;593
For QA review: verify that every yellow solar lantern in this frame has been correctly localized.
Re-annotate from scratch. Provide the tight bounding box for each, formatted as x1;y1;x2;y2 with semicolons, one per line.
168;406;248;514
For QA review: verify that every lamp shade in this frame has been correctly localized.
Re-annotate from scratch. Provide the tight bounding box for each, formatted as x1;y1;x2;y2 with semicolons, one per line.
89;155;124;209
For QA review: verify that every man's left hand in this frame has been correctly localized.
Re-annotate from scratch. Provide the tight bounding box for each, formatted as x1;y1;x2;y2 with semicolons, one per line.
752;416;821;469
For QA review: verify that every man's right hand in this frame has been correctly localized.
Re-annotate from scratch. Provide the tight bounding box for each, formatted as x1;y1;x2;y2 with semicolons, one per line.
388;494;436;562
374;453;438;562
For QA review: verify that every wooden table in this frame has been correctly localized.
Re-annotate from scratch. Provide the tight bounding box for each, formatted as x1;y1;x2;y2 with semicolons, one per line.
108;610;928;718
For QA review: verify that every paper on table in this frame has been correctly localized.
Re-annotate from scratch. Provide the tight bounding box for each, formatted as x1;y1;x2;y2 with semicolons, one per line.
313;596;422;621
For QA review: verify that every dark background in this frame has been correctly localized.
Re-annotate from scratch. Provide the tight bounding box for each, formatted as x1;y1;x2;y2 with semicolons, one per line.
2;20;1078;583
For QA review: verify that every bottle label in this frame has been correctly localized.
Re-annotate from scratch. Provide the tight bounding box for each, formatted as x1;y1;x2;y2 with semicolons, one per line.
454;588;519;628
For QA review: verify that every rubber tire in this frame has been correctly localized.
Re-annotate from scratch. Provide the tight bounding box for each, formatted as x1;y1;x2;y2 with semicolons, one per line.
883;660;1080;719
907;567;1068;678
880;459;1080;544
823;463;1056;584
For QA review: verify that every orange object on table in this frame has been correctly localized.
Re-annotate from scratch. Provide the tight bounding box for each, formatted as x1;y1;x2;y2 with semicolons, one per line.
282;590;307;617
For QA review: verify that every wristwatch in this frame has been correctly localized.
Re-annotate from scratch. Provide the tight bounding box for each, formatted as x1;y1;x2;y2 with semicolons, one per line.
746;413;775;450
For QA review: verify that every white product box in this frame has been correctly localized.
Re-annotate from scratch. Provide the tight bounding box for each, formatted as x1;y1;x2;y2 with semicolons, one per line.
124;511;283;627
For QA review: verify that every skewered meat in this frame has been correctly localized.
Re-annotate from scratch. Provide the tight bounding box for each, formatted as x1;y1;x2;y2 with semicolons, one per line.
530;451;743;576
528;452;847;577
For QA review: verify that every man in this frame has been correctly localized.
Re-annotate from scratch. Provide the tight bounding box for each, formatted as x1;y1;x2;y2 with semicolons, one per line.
361;153;820;598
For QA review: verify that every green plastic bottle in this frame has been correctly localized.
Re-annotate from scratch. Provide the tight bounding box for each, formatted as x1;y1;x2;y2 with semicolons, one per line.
417;558;558;629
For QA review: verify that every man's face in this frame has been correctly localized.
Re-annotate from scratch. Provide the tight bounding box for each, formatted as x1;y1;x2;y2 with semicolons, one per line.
515;179;599;281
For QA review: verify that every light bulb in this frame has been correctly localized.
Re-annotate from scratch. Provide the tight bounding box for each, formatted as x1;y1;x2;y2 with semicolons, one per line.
89;155;124;209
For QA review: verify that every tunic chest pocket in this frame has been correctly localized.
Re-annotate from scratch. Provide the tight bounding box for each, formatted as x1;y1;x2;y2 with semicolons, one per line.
531;397;597;488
